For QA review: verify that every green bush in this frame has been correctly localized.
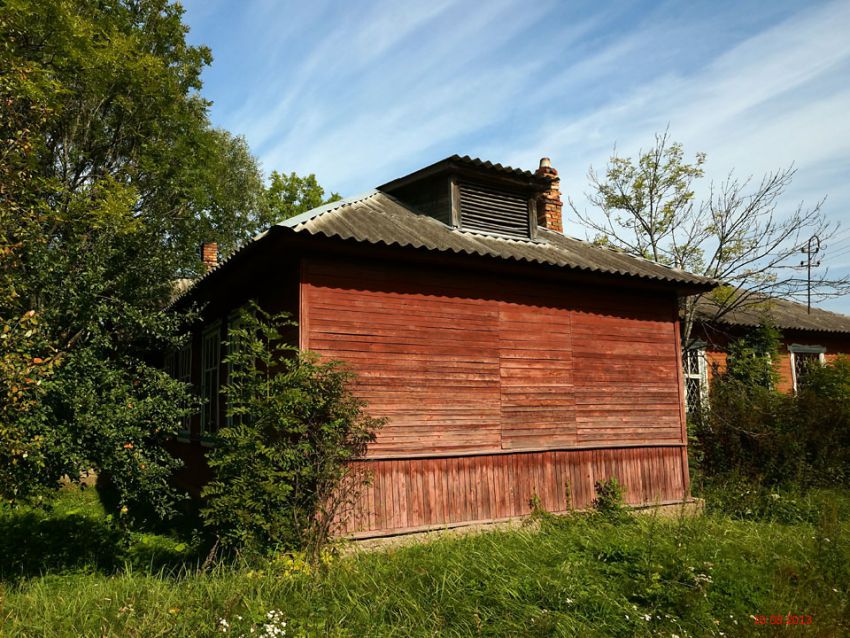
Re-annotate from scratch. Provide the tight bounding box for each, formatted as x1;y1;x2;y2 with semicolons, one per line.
592;477;626;519
795;356;850;485
691;325;850;488
200;304;383;558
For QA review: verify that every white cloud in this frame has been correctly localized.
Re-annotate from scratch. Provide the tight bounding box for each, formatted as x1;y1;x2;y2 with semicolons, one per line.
511;0;850;213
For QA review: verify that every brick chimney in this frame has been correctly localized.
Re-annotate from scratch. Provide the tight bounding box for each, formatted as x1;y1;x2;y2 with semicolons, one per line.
535;157;563;233
201;242;218;273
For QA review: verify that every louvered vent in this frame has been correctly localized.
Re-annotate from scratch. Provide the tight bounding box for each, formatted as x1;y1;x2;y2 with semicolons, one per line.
458;182;530;239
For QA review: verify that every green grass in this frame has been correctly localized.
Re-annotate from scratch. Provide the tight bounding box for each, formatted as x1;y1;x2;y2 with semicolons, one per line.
0;487;848;637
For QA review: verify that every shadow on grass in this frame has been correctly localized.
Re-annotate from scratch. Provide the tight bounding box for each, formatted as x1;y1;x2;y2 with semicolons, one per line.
0;509;125;581
0;490;210;583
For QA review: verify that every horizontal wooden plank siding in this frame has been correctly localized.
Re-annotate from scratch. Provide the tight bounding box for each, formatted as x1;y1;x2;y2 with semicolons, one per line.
301;256;684;456
339;446;687;536
573;307;682;446
499;303;575;449
302;258;502;456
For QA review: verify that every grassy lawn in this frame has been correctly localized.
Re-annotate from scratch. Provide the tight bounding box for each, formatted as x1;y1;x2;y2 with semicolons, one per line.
0;486;848;637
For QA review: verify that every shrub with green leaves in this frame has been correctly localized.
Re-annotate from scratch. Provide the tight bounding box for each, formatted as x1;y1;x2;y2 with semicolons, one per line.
200;304;383;557
692;324;850;487
795;356;850;485
592;477;626;518
723;322;781;389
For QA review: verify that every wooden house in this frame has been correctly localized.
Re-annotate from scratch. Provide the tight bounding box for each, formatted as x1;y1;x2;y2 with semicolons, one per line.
170;155;715;537
684;295;850;413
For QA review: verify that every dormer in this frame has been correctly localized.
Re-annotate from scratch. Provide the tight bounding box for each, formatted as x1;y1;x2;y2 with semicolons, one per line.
378;155;562;241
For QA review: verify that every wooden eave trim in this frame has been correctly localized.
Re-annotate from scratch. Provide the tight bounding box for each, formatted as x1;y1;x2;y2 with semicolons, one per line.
451;166;546;194
449;175;460;227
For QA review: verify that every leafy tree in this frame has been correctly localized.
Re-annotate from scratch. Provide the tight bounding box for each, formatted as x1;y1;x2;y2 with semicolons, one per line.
201;305;382;557
570;130;848;345
264;170;341;223
0;0;260;515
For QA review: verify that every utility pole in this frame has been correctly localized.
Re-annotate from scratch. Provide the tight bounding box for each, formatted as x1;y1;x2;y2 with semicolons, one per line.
800;235;821;314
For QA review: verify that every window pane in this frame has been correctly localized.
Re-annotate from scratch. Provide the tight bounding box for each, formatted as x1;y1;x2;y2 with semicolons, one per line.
201;330;220;434
794;352;820;387
685;378;702;413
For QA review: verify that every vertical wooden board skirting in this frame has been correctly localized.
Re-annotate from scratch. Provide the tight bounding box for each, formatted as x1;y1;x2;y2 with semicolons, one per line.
338;446;687;537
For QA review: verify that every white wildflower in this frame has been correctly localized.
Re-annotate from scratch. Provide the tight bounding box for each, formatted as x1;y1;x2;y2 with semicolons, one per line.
642;613;652;621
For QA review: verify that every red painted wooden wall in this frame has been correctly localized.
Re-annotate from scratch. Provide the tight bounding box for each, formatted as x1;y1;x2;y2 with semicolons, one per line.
300;256;689;535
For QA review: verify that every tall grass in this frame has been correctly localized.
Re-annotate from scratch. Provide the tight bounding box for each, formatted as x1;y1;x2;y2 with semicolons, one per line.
1;487;848;637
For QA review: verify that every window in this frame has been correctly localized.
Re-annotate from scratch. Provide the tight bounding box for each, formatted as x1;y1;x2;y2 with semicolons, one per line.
788;344;825;392
165;343;193;438
201;324;221;436
682;344;707;414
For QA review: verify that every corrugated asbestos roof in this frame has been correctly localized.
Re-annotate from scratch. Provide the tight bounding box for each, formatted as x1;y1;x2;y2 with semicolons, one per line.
693;294;850;334
441;154;537;178
172;184;716;307
279;190;713;287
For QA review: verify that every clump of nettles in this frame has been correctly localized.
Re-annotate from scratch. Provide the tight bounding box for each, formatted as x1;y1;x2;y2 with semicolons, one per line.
592;477;627;519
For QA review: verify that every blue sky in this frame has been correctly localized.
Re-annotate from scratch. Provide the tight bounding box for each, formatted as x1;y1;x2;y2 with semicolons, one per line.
181;0;850;312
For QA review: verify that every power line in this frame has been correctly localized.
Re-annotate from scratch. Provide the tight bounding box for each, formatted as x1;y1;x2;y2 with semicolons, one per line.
824;237;850;252
824;245;850;261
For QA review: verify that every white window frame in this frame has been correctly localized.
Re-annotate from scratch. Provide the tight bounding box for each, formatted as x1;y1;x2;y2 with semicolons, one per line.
200;322;222;439
788;344;826;393
682;342;708;414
